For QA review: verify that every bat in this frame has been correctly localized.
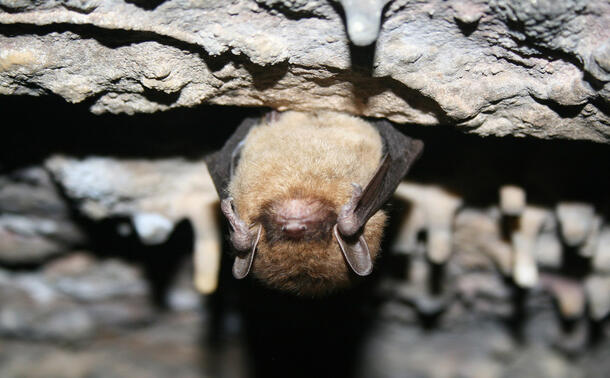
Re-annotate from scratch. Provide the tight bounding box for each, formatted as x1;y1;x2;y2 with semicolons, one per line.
206;111;423;296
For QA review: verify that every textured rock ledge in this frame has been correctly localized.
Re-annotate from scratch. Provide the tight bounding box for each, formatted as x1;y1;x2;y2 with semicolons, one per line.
0;0;609;142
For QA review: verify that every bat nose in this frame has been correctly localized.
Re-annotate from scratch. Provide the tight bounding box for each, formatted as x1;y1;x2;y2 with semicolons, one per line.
281;221;308;238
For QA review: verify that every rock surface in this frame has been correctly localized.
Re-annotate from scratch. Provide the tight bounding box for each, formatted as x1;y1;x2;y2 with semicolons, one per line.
0;167;86;263
0;0;608;142
0;252;153;342
45;156;222;294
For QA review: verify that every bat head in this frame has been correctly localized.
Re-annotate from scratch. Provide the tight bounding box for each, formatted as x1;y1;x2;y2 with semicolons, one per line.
208;111;423;296
251;198;386;296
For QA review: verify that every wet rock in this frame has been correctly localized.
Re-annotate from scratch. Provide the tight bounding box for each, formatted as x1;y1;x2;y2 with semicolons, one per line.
0;0;608;141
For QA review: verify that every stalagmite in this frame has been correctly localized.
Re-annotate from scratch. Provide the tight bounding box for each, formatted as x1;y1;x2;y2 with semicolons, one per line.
132;212;175;245
511;207;552;288
392;203;427;255
579;215;602;258
540;274;586;320
339;0;392;46
512;232;538;288
584;274;610;321
534;232;563;269
593;227;610;273
556;203;595;247
395;183;462;264
191;202;221;294
453;209;512;275
45;156;222;294
171;165;220;294
499;185;526;216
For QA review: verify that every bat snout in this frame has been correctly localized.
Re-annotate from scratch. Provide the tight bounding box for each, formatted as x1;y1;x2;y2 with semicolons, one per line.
280;221;308;239
259;197;337;243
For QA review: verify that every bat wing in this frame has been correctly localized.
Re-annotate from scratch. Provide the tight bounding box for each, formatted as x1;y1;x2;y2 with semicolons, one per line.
355;119;424;228
205;116;260;198
335;119;423;276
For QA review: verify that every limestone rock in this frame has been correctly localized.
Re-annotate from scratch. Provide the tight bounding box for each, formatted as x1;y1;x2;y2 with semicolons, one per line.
43;253;148;302
0;167;86;263
44;155;222;294
0;268;95;341
0;252;153;341
0;0;608;142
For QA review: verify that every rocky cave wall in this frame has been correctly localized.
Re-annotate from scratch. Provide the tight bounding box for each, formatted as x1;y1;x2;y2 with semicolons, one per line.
0;0;609;141
1;1;610;378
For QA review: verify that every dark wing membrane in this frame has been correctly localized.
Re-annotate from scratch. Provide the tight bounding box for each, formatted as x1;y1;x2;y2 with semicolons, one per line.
353;119;424;229
205;116;261;197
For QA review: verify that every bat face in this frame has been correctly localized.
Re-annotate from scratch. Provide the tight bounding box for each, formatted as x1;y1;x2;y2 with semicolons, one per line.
207;111;423;296
228;112;386;295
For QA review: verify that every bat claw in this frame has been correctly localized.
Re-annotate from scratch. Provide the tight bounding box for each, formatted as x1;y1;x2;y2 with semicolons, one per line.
337;183;363;237
220;197;234;216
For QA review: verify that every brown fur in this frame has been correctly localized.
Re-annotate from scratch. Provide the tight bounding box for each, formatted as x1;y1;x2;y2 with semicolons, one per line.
228;111;386;296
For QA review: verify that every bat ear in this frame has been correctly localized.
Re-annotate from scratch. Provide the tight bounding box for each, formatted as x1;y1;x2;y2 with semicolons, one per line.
333;225;373;276
232;224;262;279
334;120;423;275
